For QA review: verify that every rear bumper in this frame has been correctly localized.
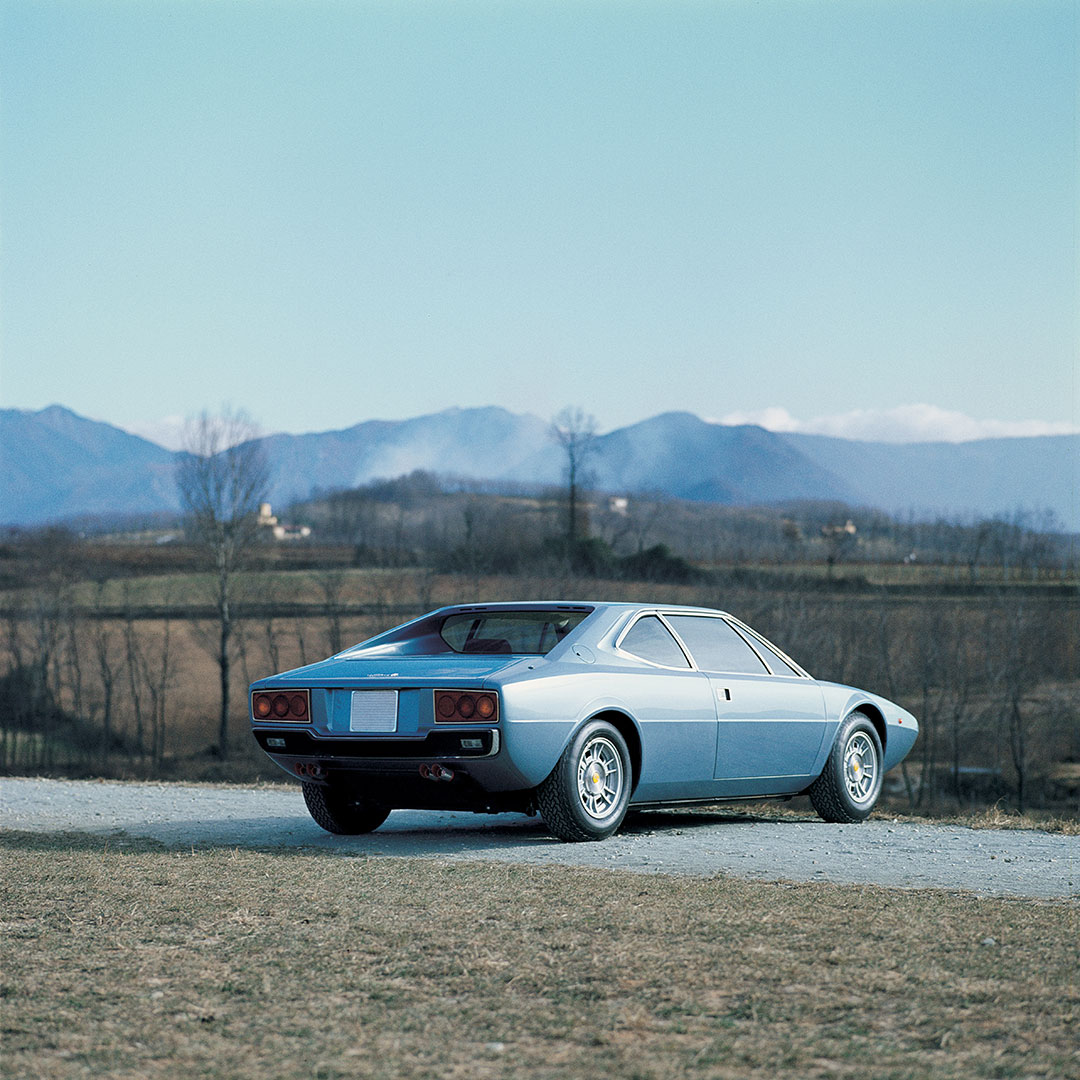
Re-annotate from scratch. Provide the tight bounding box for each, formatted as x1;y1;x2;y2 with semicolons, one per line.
252;726;499;760
251;725;534;806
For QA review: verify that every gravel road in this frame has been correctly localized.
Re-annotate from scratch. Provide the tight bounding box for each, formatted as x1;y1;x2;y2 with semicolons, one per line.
2;777;1076;899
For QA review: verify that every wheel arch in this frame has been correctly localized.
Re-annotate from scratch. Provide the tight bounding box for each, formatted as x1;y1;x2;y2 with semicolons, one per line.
850;702;887;751
587;709;642;795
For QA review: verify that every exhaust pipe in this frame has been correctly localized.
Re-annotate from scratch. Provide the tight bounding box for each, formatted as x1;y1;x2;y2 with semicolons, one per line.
419;763;454;783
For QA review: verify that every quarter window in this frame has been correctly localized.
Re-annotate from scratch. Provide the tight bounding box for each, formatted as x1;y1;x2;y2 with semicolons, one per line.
749;636;803;677
620;616;691;668
666;615;769;674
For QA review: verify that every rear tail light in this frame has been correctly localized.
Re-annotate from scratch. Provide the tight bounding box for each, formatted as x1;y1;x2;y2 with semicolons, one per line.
252;690;310;723
434;690;498;724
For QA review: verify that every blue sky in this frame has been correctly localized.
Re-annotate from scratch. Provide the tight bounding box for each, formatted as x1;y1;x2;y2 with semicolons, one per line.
1;0;1076;448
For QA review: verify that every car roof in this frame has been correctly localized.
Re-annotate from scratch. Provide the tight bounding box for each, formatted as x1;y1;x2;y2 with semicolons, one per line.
430;601;733;617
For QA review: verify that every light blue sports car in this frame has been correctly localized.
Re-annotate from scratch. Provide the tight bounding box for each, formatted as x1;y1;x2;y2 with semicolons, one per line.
249;602;918;842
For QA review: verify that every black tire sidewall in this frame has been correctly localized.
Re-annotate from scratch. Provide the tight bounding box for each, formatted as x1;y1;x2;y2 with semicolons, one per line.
830;714;883;820
303;781;390;835
563;720;632;839
538;719;632;841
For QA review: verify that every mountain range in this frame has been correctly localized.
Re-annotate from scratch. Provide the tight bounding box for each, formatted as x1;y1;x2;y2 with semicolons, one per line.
2;404;1077;531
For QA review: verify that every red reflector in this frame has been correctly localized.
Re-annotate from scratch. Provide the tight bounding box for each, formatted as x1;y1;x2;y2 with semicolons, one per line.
289;694;307;718
436;693;457;718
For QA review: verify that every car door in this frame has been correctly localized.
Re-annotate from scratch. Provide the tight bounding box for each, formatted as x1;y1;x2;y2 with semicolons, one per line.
614;614;719;802
663;614;827;793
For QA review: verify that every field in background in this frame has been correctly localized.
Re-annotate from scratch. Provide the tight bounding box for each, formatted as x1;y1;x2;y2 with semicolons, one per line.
2;831;1077;1080
2;536;1078;817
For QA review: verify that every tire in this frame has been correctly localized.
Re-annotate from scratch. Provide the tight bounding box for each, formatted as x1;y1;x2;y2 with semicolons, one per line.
536;720;632;842
809;712;884;823
302;781;391;835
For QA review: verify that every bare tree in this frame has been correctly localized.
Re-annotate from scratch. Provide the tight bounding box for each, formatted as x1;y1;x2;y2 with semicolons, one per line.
122;601;147;761
90;586;121;771
263;614;282;674
177;408;270;757
550;406;598;547
319;568;348;656
985;597;1040;812
142;616;174;768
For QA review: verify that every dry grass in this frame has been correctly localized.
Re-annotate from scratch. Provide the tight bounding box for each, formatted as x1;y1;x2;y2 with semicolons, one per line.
40;567;718;615
931;804;1080;836
682;798;1080;836
23;561;1076;614
2;831;1077;1080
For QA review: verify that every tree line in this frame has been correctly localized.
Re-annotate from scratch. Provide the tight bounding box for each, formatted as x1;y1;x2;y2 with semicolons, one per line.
1;552;1076;813
0;406;1076;813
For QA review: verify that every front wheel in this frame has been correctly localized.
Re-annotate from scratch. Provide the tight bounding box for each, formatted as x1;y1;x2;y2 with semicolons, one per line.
302;781;390;835
536;720;632;842
809;712;883;823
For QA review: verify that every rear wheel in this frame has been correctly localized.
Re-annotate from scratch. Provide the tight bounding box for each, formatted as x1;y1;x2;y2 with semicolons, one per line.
809;712;883;823
302;781;390;835
537;720;631;842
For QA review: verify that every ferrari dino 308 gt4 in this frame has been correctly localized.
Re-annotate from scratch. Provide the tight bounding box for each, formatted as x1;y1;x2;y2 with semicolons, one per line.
250;602;918;842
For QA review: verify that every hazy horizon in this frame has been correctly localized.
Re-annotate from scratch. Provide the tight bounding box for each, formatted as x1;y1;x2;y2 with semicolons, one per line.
11;398;1079;454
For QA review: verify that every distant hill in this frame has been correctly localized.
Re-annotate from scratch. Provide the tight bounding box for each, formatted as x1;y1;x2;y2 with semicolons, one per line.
1;404;1077;531
504;412;853;504
594;413;852;505
261;407;551;506
782;432;1079;530
0;406;179;524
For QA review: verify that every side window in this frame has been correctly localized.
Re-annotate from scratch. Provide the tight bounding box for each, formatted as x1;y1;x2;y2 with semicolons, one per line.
747;635;803;677
620;616;691;668
666;615;769;674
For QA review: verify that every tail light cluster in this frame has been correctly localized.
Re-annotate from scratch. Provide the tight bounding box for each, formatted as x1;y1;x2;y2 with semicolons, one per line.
434;690;498;724
252;690;310;722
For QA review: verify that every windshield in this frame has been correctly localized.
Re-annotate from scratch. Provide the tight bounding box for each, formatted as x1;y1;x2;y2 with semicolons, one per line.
439;610;590;655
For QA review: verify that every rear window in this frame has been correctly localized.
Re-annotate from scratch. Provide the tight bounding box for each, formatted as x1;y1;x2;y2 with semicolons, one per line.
439;610;590;655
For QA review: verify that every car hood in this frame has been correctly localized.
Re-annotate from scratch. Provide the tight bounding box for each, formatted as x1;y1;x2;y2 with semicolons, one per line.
251;653;528;689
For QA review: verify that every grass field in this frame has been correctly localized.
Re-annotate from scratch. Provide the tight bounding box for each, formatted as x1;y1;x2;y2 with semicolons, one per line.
2;832;1077;1079
8;559;1077;619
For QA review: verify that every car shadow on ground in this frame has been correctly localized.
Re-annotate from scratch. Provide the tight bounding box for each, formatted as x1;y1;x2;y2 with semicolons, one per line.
176;806;810;852
621;808;782;833
1;803;816;856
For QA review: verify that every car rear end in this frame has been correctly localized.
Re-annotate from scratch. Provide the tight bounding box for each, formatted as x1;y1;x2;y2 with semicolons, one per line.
249;655;535;812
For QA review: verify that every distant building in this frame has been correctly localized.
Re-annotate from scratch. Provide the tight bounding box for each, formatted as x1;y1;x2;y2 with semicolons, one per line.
273;523;312;541
820;519;857;540
258;503;311;541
